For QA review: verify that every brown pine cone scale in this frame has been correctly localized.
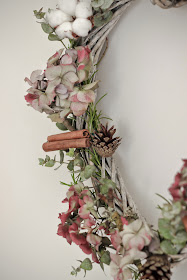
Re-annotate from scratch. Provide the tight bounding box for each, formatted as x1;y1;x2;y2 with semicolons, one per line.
91;124;121;157
140;255;172;280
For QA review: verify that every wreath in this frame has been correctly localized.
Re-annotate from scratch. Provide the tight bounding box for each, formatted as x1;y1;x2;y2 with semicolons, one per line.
25;1;187;279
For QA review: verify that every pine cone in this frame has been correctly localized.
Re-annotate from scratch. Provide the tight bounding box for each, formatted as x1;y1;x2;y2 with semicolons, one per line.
140;255;172;280
91;124;121;157
151;0;187;9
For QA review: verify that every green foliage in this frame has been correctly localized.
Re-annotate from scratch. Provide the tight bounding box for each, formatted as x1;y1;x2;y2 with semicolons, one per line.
158;219;174;240
80;165;96;181
38;158;45;165
100;251;110;265
80;258;93;271
94;11;113;28
33;8;45;19
45;159;55;167
100;178;116;194
158;200;187;255
67;160;74;171
87;94;112;133
56;122;68;131
48;34;60;41
41;22;53;34
38;155;55;167
59;150;64;164
160;240;179;255
92;0;114;11
38;151;64;170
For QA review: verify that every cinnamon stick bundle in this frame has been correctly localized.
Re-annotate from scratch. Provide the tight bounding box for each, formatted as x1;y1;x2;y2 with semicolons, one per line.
47;129;90;142
43;138;90;152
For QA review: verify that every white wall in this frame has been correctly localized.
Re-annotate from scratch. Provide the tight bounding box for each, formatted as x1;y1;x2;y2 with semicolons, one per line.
1;0;187;279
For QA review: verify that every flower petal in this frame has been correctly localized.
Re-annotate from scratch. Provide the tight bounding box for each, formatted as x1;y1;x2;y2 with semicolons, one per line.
77;90;95;103
70;101;88;116
45;65;62;80
79;242;92;254
61;54;73;65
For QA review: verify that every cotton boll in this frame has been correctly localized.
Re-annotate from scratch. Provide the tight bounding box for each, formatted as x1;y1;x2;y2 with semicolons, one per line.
58;0;78;16
46;9;73;28
55;22;74;39
75;2;93;19
72;18;92;37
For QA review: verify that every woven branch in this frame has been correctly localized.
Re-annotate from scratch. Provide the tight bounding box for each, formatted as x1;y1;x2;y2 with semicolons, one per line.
75;0;187;268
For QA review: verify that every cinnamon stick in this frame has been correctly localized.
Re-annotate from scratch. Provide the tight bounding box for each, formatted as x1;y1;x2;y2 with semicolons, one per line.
182;215;187;232
43;138;91;152
47;129;90;142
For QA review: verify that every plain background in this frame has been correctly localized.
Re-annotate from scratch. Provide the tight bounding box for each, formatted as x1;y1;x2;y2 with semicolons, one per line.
1;0;187;279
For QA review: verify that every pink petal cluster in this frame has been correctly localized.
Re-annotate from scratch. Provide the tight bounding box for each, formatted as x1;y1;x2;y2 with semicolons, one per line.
57;183;102;263
120;219;151;251
25;46;97;117
109;219;152;280
169;159;187;201
110;248;147;280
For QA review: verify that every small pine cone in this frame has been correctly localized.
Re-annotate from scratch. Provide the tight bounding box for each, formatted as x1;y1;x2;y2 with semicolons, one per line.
140;255;172;280
151;0;187;9
91;124;121;157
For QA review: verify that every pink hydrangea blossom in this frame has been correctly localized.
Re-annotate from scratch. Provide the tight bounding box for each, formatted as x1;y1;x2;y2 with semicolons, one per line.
69;223;87;245
78;196;94;219
57;224;72;244
110;253;132;280
120;219;152;251
86;233;102;251
25;46;98;118
111;230;122;253
169;160;187;201
79;242;92;255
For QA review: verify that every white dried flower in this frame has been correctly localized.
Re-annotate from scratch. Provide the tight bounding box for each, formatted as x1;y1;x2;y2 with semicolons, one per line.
58;0;78;16
75;2;93;19
46;9;73;28
55;22;74;39
72;18;92;37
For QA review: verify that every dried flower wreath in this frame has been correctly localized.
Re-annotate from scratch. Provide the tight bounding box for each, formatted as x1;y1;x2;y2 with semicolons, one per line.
25;1;187;279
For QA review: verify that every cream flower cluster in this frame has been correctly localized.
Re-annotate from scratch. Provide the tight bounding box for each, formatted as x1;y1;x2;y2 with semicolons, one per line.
46;0;93;39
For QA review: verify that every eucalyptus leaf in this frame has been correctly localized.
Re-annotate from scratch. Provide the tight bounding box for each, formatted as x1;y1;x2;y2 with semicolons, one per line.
74;155;84;168
100;178;116;194
91;0;105;8
67;160;74;171
158;218;174;240
48;33;60;41
59;150;64;164
45;159;55;167
161;240;179;255
84;165;96;179
101;0;114;10
80;258;93;271
100;261;105;271
172;231;187;244
56;122;68;131
45;155;50;161
41;22;53;34
38;158;45;165
94;11;113;28
33;9;45;19
100;251;111;265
